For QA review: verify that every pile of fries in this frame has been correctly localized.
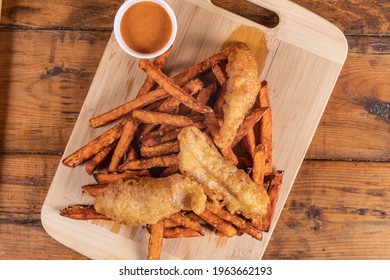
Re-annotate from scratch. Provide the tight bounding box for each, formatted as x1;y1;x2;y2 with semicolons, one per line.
60;43;284;260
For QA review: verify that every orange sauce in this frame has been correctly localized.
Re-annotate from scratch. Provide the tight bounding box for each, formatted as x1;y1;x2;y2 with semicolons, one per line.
120;1;172;54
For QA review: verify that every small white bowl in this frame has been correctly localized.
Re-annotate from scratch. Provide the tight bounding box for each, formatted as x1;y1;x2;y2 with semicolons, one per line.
114;0;177;59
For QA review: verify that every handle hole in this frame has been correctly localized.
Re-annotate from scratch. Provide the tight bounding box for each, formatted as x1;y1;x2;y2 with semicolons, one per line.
211;0;279;28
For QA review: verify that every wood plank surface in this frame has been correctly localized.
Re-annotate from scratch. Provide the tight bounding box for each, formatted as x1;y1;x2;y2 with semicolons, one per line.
1;0;121;29
307;36;390;161
264;160;390;260
0;0;389;259
0;154;84;259
2;0;389;35
292;0;390;35
0;29;110;152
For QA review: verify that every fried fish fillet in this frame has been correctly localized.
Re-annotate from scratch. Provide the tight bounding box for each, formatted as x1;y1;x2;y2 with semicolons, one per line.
214;46;261;149
178;126;269;219
94;174;206;226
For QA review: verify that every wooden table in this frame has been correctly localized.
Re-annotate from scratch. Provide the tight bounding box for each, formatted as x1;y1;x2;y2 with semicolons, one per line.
0;0;389;260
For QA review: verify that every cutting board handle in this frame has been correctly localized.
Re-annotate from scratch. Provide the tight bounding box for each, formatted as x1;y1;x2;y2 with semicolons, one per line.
194;0;348;64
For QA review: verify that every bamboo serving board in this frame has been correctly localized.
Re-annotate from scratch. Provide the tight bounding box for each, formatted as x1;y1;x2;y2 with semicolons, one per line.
42;0;347;260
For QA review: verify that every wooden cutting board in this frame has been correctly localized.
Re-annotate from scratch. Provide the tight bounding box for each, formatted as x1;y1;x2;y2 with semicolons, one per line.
41;0;347;260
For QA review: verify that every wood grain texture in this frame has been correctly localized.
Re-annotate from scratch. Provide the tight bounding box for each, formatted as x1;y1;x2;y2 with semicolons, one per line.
2;0;389;36
0;154;57;221
291;0;390;35
264;160;390;260
1;0;121;29
0;29;110;152
0;154;87;259
1;222;87;259
307;37;390;161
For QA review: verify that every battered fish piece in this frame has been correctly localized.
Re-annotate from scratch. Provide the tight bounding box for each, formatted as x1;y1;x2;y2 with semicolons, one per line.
214;46;261;149
94;174;206;226
178;126;269;219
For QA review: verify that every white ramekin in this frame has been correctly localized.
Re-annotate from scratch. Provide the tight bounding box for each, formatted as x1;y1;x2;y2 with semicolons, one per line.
114;0;177;59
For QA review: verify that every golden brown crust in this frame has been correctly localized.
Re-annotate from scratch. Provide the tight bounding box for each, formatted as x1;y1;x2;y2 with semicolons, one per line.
214;47;261;149
94;174;206;226
178;126;269;219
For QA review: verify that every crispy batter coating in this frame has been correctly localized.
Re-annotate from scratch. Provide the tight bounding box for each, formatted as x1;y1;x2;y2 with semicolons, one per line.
214;47;260;149
94;174;206;226
178;126;269;219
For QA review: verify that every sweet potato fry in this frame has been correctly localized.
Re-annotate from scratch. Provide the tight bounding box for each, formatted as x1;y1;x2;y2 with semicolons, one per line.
163;218;180;228
153;46;172;68
259;81;273;175
139;59;213;114
109;117;138;171
206;202;262;240
157;78;203;114
159;166;180;177
62;121;124;168
168;43;245;87
231;107;269;148
60;205;110;220
141;127;182;147
204;113;238;165
126;145;138;161
140;140;180;158
85;141;116;175
171;50;228;86
169;212;205;235
249;218;263;231
89;88;169;128
212;63;228;86
220;147;239;166
204;113;221;138
138;78;203;138
262;170;284;232
198;209;238;237
252;144;266;186
185;212;205;224
117;154;179;171
197;81;217;103
137;47;172;97
211;63;228;115
213;87;226;115
241;128;256;159
135;123;159;142
148;220;164;260
81;184;108;197
182;82;217;117
133;109;193;127
93;170;150;184
140;116;206;147
163;227;203;238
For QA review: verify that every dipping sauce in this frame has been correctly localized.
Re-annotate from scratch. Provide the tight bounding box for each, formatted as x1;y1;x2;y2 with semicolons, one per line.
120;1;173;54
